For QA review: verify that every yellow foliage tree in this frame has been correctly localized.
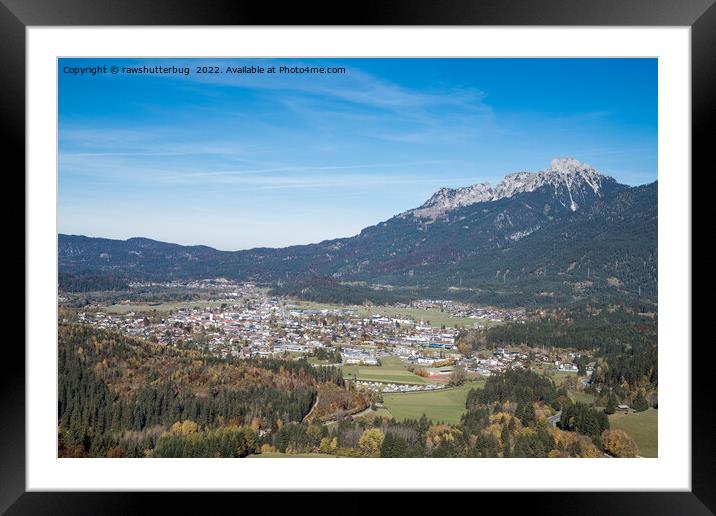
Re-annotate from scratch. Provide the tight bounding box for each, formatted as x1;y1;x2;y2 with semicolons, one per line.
457;341;472;355
170;420;198;435
260;443;274;454
319;437;339;454
319;437;332;454
358;428;385;457
602;429;639;458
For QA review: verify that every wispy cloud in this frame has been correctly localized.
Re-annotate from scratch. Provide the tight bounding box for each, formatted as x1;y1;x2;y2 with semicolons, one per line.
60;151;472;190
153;58;489;113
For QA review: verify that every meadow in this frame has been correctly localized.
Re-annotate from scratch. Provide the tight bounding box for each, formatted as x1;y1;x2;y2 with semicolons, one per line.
608;408;658;458
289;300;488;329
568;390;595;405
381;380;486;425
341;355;431;384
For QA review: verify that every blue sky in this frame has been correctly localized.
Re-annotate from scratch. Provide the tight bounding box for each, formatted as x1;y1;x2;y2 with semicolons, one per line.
58;58;657;250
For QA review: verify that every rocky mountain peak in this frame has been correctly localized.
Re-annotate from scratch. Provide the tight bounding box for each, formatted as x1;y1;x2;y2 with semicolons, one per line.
404;157;616;219
548;157;595;175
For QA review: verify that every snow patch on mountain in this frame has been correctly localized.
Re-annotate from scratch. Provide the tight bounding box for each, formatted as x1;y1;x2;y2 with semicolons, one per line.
404;157;613;219
508;226;540;241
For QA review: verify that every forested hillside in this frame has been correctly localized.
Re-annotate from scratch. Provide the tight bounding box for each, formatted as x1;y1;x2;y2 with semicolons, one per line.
458;303;658;410
58;324;363;457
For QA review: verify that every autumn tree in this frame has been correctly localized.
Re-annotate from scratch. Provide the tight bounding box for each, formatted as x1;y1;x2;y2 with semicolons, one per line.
358;428;385;457
457;340;473;356
448;365;467;387
170;420;199;435
601;429;639;457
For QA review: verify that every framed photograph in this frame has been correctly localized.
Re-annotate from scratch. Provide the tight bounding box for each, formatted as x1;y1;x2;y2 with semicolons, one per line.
7;0;711;512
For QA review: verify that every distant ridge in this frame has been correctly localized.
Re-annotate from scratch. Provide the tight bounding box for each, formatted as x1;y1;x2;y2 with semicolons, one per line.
59;158;657;306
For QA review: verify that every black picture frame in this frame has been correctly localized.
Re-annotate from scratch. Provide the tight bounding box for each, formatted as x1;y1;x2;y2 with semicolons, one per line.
4;0;711;513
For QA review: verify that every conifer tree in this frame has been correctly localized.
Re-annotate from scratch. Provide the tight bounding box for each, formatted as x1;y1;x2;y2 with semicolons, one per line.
604;391;617;415
633;391;649;412
501;424;512;457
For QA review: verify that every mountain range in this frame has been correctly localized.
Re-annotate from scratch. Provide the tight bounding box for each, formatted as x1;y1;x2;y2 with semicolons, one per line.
59;158;657;307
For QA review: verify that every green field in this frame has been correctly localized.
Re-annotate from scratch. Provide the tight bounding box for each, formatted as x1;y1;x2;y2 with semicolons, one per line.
550;371;579;387
608;408;658;458
105;299;238;314
568;390;595;405
289;300;491;329
341;355;432;384
381;380;485;425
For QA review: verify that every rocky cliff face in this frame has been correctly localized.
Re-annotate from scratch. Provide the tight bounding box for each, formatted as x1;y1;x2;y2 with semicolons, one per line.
405;158;618;219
